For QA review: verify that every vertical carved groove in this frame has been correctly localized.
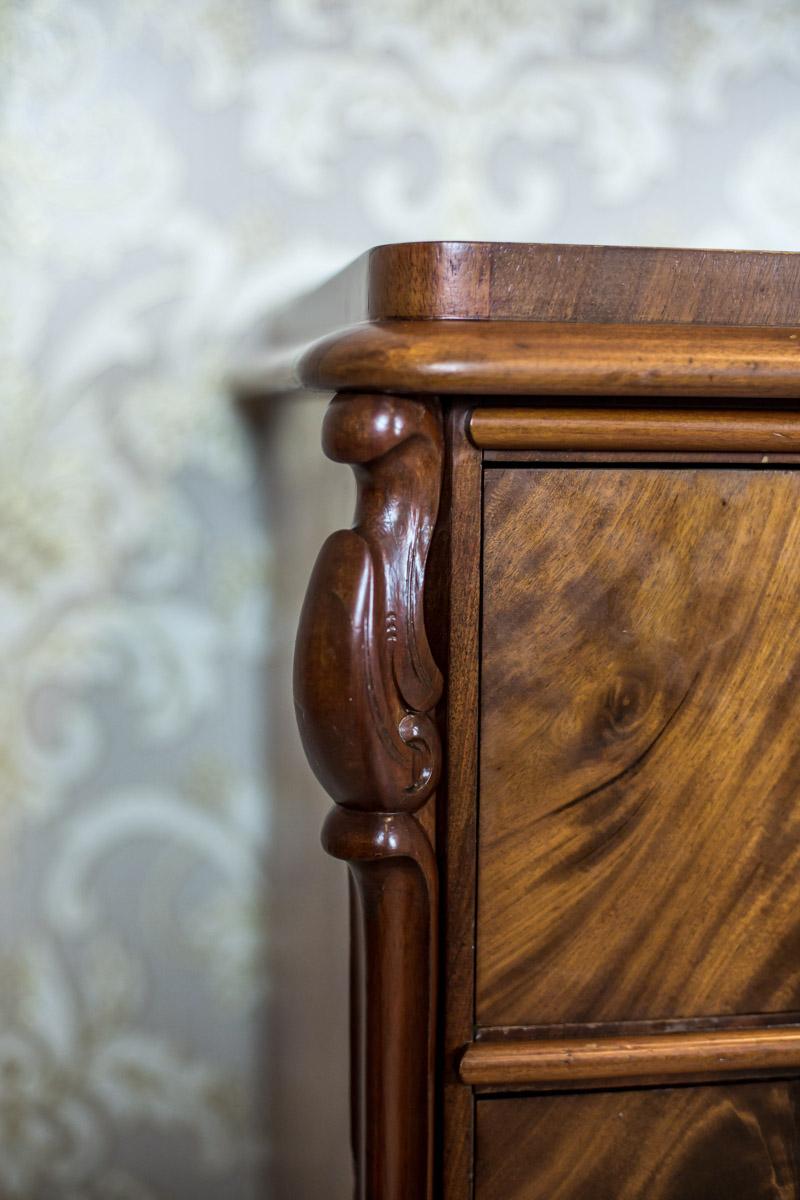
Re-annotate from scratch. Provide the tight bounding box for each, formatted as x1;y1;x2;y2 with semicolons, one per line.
294;392;443;1200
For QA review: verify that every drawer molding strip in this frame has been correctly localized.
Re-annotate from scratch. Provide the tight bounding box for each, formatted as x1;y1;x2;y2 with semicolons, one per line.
460;1028;800;1092
470;406;800;453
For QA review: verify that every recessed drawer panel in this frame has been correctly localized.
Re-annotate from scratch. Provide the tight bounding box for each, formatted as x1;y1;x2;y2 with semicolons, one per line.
478;468;800;1026
475;1082;800;1199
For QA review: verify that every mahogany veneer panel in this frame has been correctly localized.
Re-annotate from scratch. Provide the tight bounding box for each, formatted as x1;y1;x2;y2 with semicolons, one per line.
478;467;800;1026
475;1083;800;1199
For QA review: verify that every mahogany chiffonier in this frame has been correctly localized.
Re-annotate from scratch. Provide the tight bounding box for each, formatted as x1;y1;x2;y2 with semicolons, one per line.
251;242;800;1199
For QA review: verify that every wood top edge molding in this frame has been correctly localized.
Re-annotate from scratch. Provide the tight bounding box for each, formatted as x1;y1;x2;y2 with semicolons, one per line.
241;319;800;400
460;1028;800;1091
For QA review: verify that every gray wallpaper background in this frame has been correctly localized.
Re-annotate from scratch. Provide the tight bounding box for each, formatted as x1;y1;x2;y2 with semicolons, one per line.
1;1;799;1196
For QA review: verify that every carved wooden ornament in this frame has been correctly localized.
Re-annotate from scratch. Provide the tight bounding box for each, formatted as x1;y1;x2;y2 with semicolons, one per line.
293;391;443;1200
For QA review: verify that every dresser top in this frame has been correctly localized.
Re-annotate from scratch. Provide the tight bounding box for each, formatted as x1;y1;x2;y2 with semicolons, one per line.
323;241;800;328
238;242;800;401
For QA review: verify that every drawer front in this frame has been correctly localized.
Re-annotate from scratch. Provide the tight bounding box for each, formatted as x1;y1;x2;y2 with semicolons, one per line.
475;1082;800;1199
478;467;800;1026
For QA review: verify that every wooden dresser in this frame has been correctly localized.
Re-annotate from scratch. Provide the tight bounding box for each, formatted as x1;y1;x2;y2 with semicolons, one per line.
250;242;800;1199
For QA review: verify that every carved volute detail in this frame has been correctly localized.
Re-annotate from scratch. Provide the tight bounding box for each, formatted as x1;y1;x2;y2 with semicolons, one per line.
293;392;443;1200
295;391;443;812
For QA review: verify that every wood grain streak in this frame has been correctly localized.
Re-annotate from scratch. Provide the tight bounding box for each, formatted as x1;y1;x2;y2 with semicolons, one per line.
479;468;800;1026
470;408;800;452
476;1084;800;1199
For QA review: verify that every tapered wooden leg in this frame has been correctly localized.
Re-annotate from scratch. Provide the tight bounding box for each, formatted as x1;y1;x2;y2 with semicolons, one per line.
326;809;437;1200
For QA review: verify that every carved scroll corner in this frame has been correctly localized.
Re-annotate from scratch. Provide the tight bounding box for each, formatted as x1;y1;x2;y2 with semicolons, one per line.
294;391;445;817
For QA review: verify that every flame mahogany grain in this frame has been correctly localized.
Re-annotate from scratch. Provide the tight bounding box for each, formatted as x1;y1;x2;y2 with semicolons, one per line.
479;467;800;1027
476;1083;800;1200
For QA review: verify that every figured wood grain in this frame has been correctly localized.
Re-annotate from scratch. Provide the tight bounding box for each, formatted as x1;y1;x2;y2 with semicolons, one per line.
460;1028;800;1090
470;407;800;452
475;1083;800;1199
479;467;800;1026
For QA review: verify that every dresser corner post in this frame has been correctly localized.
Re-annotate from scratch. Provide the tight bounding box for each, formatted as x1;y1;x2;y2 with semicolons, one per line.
293;391;444;1200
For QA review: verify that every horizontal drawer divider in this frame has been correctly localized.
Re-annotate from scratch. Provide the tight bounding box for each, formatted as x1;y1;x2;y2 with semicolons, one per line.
469;407;800;453
460;1027;800;1091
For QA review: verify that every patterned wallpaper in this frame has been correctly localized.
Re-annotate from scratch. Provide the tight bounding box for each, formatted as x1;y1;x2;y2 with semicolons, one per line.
1;0;799;1196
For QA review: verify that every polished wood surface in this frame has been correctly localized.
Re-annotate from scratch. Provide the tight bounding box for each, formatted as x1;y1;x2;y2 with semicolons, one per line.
235;241;800;399
475;1083;800;1199
368;242;800;324
470;406;800;452
461;1027;800;1090
278;242;800;1200
267;319;800;399
479;467;800;1026
253;242;800;346
294;392;443;1199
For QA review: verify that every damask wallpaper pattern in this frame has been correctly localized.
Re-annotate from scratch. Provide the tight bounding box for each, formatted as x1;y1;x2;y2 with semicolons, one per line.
1;0;798;1196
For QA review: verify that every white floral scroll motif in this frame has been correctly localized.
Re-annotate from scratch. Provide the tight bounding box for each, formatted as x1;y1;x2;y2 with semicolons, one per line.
730;114;800;249
0;941;251;1197
2;0;800;1196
